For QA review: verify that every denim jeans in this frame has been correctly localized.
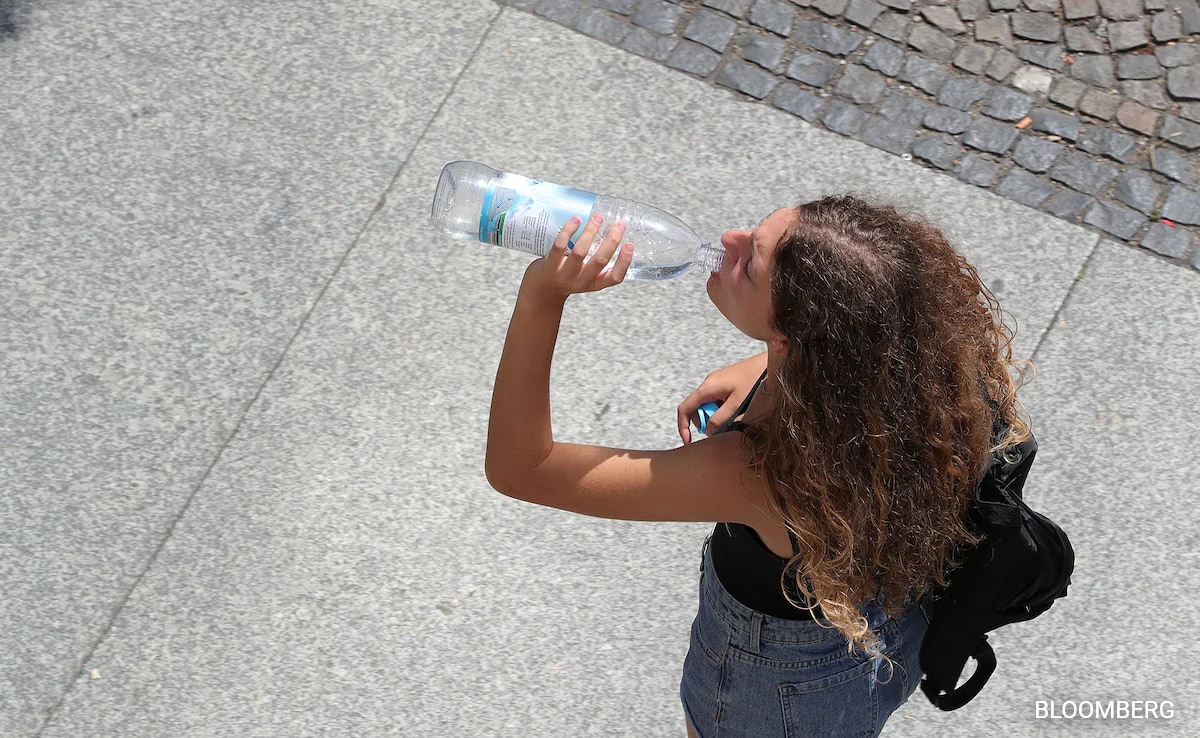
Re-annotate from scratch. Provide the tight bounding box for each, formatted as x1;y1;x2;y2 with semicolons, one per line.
680;535;929;737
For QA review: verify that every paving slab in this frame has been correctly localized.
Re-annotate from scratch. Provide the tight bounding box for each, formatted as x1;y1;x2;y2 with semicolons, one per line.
34;8;1104;737
0;0;498;734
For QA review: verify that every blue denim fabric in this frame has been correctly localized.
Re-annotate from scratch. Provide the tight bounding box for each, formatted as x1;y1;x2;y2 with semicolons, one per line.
680;535;929;737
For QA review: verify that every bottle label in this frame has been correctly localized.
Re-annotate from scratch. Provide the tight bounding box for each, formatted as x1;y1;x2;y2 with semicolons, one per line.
479;174;597;256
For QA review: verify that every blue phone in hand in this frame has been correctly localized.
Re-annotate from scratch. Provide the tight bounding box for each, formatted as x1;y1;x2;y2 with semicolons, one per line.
697;402;719;434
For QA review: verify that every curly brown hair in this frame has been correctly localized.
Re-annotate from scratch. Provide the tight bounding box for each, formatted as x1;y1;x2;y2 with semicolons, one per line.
738;193;1034;659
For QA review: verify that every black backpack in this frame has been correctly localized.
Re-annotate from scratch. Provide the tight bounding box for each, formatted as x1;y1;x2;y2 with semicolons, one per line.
918;424;1075;711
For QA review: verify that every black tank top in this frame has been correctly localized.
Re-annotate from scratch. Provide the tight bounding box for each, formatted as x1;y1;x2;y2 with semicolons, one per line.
708;370;825;621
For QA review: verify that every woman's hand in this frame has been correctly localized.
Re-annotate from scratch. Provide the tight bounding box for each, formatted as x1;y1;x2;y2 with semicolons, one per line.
520;213;634;303
677;352;769;445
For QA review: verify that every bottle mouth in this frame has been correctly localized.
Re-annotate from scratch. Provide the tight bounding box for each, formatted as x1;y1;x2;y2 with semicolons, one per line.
699;241;724;273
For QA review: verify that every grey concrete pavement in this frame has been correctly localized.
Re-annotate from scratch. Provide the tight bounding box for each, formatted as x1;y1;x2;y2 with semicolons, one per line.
3;2;1198;736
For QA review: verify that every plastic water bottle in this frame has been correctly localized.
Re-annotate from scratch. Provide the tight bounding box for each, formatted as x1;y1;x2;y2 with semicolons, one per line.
430;161;725;280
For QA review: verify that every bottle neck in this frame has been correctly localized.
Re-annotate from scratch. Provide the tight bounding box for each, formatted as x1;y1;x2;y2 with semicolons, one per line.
697;241;725;272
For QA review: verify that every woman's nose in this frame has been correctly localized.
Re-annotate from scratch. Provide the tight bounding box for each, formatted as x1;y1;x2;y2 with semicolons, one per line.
720;228;752;250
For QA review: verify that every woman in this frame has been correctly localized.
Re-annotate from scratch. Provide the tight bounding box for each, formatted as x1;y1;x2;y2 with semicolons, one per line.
485;194;1033;737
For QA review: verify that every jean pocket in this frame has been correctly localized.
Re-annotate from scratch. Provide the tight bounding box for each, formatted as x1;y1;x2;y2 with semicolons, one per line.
778;659;879;738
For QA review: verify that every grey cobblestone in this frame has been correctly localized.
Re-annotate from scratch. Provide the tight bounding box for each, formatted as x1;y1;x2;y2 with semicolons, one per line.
1049;77;1087;109
534;0;581;24
997;167;1055;206
836;65;888;104
823;99;869;134
1161;116;1200;150
1108;20;1149;52
718;59;780;98
925;106;973;133
703;0;754;16
739;30;786;71
938;77;992;110
879;90;933;125
685;9;739;52
1150;148;1198;186
981;86;1033;121
591;0;639;13
908;23;957;62
1016;43;1065;72
956;153;1000;185
1050;151;1120;195
1013;135;1066;172
1044;189;1094;218
1099;0;1140;20
772;82;826;120
878;0;912;10
911;132;962;168
963;117;1020;154
1167;66;1200;101
1011;12;1061;43
862;39;905;76
787;50;840;86
815;0;851;16
844;0;886;29
1071;56;1116;88
1140;222;1192;258
1122;80;1169;110
1156;45;1200;69
1113;170;1163;214
919;7;966;35
634;0;685;35
621;27;678;61
1031;107;1081;140
1011;66;1053;95
901;55;951;94
957;0;987;21
667;40;722;75
749;0;796;36
576;8;631;45
954;43;995;75
794;20;864;56
871;12;909;43
1063;0;1099;20
1151;13;1182;43
1083;200;1147;238
1077;126;1137;163
858;115;918;154
1064;27;1105;54
1116;54;1162;81
1162;184;1200;224
975;16;1014;49
1079;89;1121;120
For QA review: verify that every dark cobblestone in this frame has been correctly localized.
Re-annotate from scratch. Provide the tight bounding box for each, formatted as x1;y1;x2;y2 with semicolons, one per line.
1113;170;1163;214
823;100;869;134
1050;152;1120;195
963;117;1020;154
794;20;863;56
938;78;992;110
815;0;851;17
1099;0;1139;21
879;90;933;125
703;0;754;16
633;1;686;35
1108;20;1149;53
862;39;905;76
576;8;632;45
1151;13;1182;43
1161;185;1200;225
718;59;779;98
786;51;839;86
900;55;950;94
1121;80;1169;110
1116;54;1163;81
908;23;957;62
954;43;995;75
844;0;886;29
1151;148;1198;186
1079;89;1121;120
534;0;580;24
1013;135;1066;173
1030;107;1081;140
986;49;1022;81
981;86;1033;121
1062;0;1098;20
1011;12;1061;43
858;115;917;154
871;12;909;43
957;153;1000;186
957;0;987;21
739;30;786;70
974;16;1013;49
1083;200;1147;238
1155;45;1200;69
1044;189;1094;218
919;7;966;35
1049;77;1087;109
749;0;796;36
1071;55;1116;88
1016;43;1066;72
1064;26;1105;54
1077;126;1137;163
591;0;638;13
836;65;888;104
772;82;825;121
996;167;1055;207
685;9;739;52
911;132;962;169
667;40;722;75
1141;222;1192;258
925;106;973;133
621;27;678;61
1160;116;1200;150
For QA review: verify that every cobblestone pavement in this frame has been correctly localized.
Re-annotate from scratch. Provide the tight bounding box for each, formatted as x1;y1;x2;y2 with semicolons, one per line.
500;0;1200;272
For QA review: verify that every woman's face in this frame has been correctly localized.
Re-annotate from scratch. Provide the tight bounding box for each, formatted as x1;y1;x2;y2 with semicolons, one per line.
706;207;792;344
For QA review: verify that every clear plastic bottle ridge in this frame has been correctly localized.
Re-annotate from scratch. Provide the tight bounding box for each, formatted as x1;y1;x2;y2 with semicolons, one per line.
430;161;725;281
